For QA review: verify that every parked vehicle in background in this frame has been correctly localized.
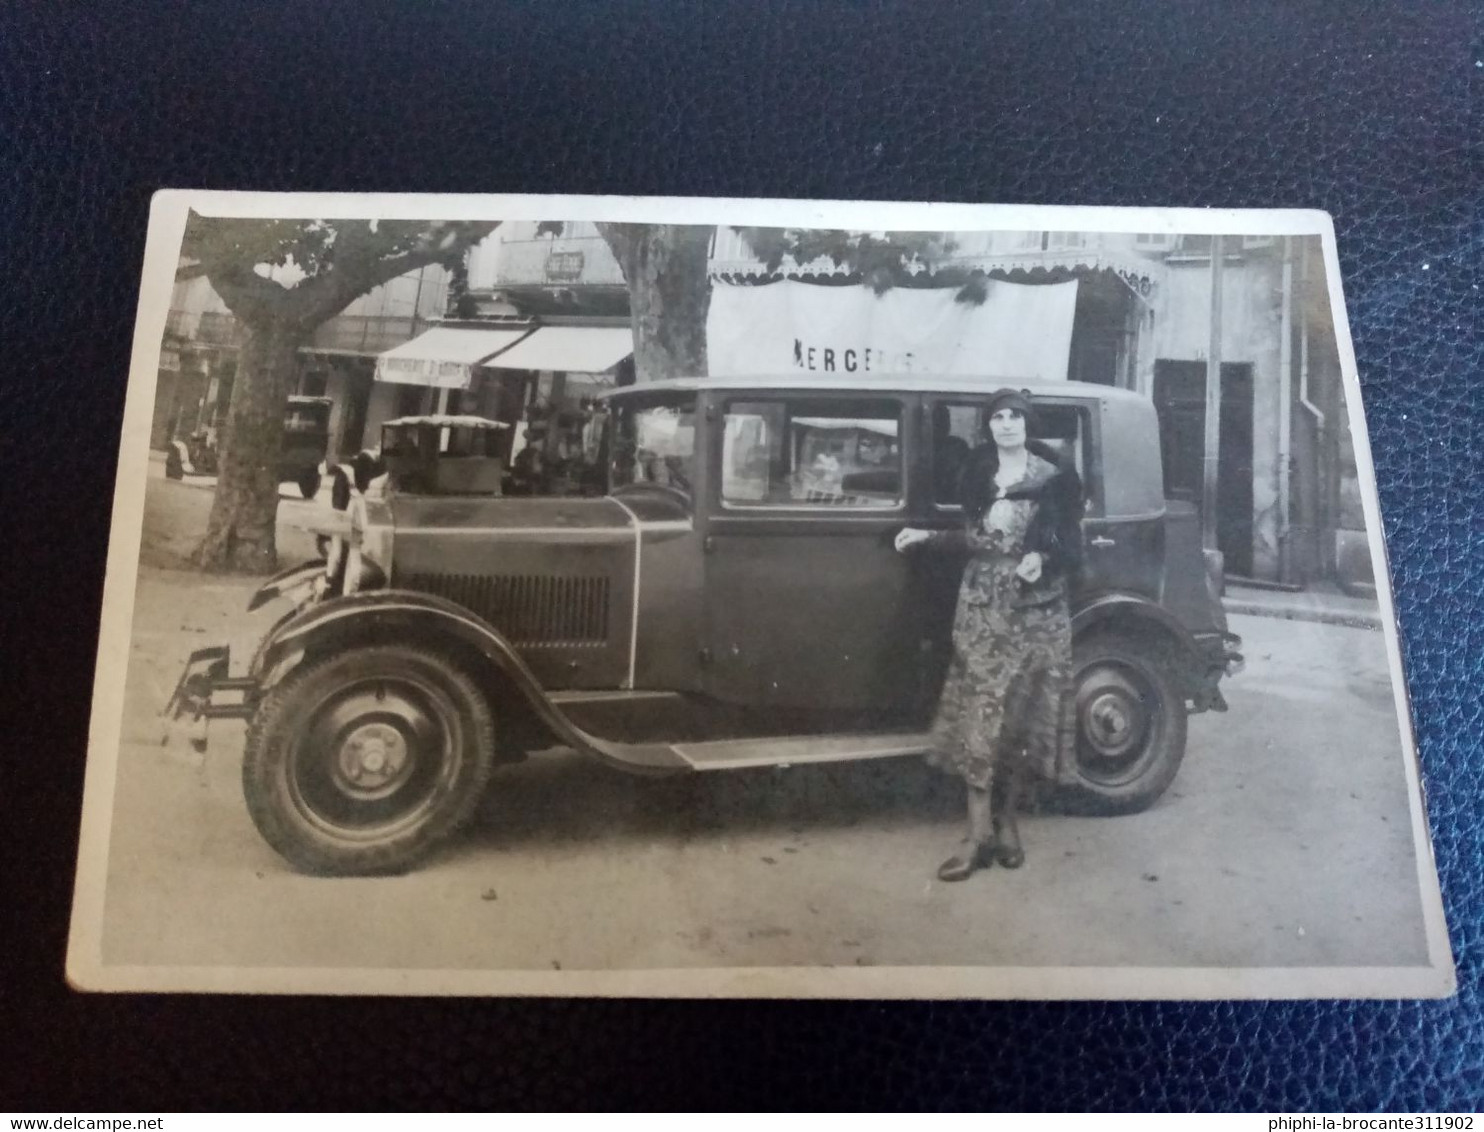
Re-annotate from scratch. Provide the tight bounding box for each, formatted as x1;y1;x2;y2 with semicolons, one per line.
168;376;1243;875
277;395;333;499
165;395;332;501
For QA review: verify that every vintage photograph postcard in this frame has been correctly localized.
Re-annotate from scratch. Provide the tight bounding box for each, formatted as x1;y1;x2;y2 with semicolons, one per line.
66;191;1453;998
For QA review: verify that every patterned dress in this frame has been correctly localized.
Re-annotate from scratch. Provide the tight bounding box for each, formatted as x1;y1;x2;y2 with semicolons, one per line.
926;454;1075;791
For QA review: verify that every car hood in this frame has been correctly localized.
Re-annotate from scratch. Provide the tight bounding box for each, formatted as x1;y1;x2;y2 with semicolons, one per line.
384;494;665;690
389;495;640;532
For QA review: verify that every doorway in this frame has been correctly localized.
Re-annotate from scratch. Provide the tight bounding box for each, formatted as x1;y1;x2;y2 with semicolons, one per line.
1153;360;1255;577
336;366;372;459
1067;270;1137;386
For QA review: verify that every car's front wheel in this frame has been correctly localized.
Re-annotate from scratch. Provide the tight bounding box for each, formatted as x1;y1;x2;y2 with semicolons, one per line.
243;645;495;875
1063;628;1188;815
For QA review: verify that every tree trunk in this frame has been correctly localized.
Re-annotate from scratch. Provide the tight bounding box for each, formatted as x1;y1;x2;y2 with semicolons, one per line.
598;224;712;382
193;322;304;572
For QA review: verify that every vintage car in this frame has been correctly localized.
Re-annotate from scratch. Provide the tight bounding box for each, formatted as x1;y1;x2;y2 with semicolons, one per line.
370;413;508;495
166;394;332;500
168;377;1243;875
278;395;334;500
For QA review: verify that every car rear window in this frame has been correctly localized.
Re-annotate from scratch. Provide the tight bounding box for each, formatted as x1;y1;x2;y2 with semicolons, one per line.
931;399;1088;507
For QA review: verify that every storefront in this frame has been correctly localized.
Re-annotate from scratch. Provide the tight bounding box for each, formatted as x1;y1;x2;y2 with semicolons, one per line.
365;319;634;492
363;324;534;450
479;323;633;493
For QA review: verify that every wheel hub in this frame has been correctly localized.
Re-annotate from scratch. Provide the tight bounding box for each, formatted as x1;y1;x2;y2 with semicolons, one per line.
1089;694;1131;745
1078;669;1150;760
335;721;412;795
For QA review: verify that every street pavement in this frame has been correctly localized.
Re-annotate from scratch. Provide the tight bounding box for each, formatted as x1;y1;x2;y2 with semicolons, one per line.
95;473;1432;974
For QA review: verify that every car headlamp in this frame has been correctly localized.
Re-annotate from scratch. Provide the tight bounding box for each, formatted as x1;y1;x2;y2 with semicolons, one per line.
315;483;385;598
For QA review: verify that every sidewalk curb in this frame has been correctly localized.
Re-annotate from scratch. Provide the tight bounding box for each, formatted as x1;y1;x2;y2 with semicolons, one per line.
1222;597;1382;632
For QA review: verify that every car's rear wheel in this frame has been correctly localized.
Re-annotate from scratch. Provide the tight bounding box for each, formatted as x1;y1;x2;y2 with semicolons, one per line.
297;468;322;500
243;645;495;875
1063;629;1187;815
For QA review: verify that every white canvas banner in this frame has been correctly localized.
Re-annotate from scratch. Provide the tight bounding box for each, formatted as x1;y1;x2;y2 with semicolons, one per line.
706;278;1080;382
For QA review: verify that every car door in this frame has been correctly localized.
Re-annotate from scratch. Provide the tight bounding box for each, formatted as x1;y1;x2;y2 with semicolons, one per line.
701;391;924;724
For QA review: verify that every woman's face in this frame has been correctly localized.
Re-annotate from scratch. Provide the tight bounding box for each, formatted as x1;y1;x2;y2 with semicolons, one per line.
988;407;1027;449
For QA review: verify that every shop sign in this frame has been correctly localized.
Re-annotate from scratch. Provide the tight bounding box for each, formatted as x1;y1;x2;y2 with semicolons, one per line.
545;251;585;283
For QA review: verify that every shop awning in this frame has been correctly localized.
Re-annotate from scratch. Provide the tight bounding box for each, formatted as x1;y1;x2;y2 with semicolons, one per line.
374;327;531;389
481;326;634;374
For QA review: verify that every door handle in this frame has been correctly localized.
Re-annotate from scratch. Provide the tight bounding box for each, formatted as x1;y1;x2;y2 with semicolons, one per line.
1090;536;1117;548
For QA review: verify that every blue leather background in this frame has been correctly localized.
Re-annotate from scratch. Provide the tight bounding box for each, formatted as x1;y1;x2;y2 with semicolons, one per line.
2;0;1479;1111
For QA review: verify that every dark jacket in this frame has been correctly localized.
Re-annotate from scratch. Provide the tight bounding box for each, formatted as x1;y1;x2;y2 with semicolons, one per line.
937;440;1085;606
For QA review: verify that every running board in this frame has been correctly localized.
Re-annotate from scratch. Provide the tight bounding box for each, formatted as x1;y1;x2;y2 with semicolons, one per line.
670;732;935;772
551;706;934;776
549;689;683;706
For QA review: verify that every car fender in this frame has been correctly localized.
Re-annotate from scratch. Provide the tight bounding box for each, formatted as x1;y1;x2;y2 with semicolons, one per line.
251;589;683;775
1071;590;1200;665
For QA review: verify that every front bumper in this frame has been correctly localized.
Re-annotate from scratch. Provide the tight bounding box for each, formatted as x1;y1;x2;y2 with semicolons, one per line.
1189;630;1244;713
163;645;259;748
162;555;342;751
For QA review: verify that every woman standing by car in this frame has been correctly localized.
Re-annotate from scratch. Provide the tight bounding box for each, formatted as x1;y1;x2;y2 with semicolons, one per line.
895;388;1084;881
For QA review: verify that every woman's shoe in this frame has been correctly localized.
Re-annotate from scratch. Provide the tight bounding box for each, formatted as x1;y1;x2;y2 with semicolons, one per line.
936;841;996;882
994;843;1025;869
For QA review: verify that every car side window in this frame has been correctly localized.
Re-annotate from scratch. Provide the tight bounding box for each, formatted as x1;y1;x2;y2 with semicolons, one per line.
931;404;980;506
722;398;903;509
931;400;1089;508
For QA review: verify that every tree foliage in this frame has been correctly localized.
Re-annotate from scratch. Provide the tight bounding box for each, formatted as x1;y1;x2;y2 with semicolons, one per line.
180;216;499;326
733;228;986;302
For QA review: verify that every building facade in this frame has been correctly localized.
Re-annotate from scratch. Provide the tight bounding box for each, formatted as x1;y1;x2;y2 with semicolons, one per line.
369;222;636;465
158;228;635;484
155;263;454;461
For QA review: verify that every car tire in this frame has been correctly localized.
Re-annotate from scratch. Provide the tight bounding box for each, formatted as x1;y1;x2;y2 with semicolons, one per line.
298;469;322;500
243;645;496;875
1062;629;1188;816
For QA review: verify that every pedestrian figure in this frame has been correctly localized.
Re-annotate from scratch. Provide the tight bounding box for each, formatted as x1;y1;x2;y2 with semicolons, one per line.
895;389;1084;881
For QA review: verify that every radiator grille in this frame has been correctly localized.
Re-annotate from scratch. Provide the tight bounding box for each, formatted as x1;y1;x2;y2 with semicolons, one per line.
406;573;612;647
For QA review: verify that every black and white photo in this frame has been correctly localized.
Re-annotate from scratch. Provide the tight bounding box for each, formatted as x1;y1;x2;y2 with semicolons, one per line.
66;192;1453;999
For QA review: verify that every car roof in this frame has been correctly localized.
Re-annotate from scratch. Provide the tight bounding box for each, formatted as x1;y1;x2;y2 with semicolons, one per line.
383;414;511;430
599;375;1148;403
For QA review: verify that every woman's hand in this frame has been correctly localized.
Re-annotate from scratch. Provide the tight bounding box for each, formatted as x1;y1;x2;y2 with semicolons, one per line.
894;527;932;553
1015;551;1044;583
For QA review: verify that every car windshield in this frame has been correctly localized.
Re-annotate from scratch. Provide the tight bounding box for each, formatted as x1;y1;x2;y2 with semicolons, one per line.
608;397;697;494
